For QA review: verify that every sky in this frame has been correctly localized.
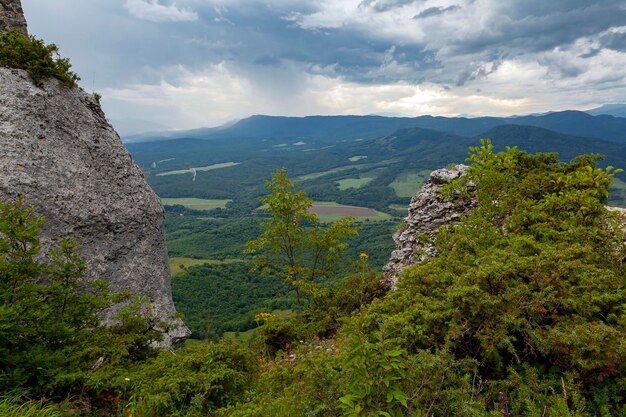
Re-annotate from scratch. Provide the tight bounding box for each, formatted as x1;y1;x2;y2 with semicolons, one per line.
20;0;626;134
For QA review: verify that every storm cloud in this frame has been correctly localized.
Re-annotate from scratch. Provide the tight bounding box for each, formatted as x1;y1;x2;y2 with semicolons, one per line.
20;0;626;133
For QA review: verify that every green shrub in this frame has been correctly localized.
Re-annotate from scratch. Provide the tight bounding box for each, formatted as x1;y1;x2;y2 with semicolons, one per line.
0;31;79;87
348;141;626;415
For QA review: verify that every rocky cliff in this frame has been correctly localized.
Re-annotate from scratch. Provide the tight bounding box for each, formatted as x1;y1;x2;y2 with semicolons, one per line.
0;1;189;345
383;165;476;287
0;0;27;34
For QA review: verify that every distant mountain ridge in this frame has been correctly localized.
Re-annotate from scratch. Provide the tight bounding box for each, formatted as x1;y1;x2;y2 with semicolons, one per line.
586;104;626;118
124;111;626;145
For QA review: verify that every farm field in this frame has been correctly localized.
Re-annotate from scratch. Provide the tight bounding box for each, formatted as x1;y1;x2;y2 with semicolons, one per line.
310;201;392;222
336;176;374;190
156;162;240;176
349;155;368;162
161;198;231;211
169;257;244;276
390;170;431;197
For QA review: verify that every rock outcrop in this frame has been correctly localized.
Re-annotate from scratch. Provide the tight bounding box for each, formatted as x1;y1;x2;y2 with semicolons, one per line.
383;165;475;287
0;1;190;345
0;0;27;34
384;166;626;287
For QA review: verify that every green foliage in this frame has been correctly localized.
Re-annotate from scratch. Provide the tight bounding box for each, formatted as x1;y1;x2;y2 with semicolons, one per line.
0;395;68;416
0;31;79;87
340;324;408;417
215;339;346;417
84;340;256;417
351;142;626;415
172;262;297;339
0;198;171;407
246;169;359;304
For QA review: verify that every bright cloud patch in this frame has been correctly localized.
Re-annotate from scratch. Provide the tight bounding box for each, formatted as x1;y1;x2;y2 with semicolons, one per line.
124;0;198;23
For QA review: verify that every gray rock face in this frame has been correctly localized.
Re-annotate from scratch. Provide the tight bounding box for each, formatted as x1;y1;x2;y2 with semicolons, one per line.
0;0;27;34
0;68;190;345
383;165;475;288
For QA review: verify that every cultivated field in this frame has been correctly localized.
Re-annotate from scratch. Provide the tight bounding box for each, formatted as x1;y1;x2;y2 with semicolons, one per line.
310;201;392;222
157;162;240;176
161;198;232;211
389;170;431;197
169;257;244;275
337;176;374;190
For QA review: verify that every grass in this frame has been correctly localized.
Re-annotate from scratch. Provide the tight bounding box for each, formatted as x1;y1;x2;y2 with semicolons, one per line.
297;165;361;181
223;327;258;344
169;257;244;276
337;176;374;190
311;201;392;223
0;396;65;417
388;204;409;211
296;159;398;181
349;155;368;162
156;162;240;177
161;198;231;211
389;170;431;198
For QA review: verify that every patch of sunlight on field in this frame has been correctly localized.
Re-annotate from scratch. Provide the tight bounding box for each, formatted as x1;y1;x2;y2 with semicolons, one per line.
349;155;368;162
297;159;398;181
337;176;374;190
169;257;244;276
161;198;231;211
389;170;431;198
156;162;240;176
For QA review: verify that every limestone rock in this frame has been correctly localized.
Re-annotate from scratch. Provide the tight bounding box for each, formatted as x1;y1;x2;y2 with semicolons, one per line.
0;68;190;345
0;0;27;34
383;165;475;288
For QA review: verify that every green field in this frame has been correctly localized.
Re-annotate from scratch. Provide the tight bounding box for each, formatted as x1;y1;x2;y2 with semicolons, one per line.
389;170;431;197
337;176;374;190
310;201;393;223
389;204;409;211
156;162;240;176
169;257;244;276
349;155;368;162
297;159;398;181
296;165;361;181
161;198;232;211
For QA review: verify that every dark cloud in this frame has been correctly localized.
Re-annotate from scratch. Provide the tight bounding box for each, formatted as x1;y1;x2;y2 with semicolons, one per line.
359;0;424;13
446;3;626;56
413;5;460;19
19;0;626;128
599;31;626;52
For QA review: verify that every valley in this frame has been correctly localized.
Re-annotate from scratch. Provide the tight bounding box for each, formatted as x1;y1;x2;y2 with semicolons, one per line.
127;112;626;340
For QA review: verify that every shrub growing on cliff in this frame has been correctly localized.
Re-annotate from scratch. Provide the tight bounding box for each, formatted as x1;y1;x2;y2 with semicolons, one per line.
346;141;626;415
0;31;79;87
0;198;167;401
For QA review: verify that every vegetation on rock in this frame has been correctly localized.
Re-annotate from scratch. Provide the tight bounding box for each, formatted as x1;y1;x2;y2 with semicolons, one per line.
0;31;79;87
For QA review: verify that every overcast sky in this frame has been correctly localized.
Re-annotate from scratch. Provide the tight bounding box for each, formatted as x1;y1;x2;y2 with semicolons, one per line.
20;0;626;133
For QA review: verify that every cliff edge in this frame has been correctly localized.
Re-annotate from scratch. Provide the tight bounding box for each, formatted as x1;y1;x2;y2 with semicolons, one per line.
383;165;476;287
0;1;190;345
